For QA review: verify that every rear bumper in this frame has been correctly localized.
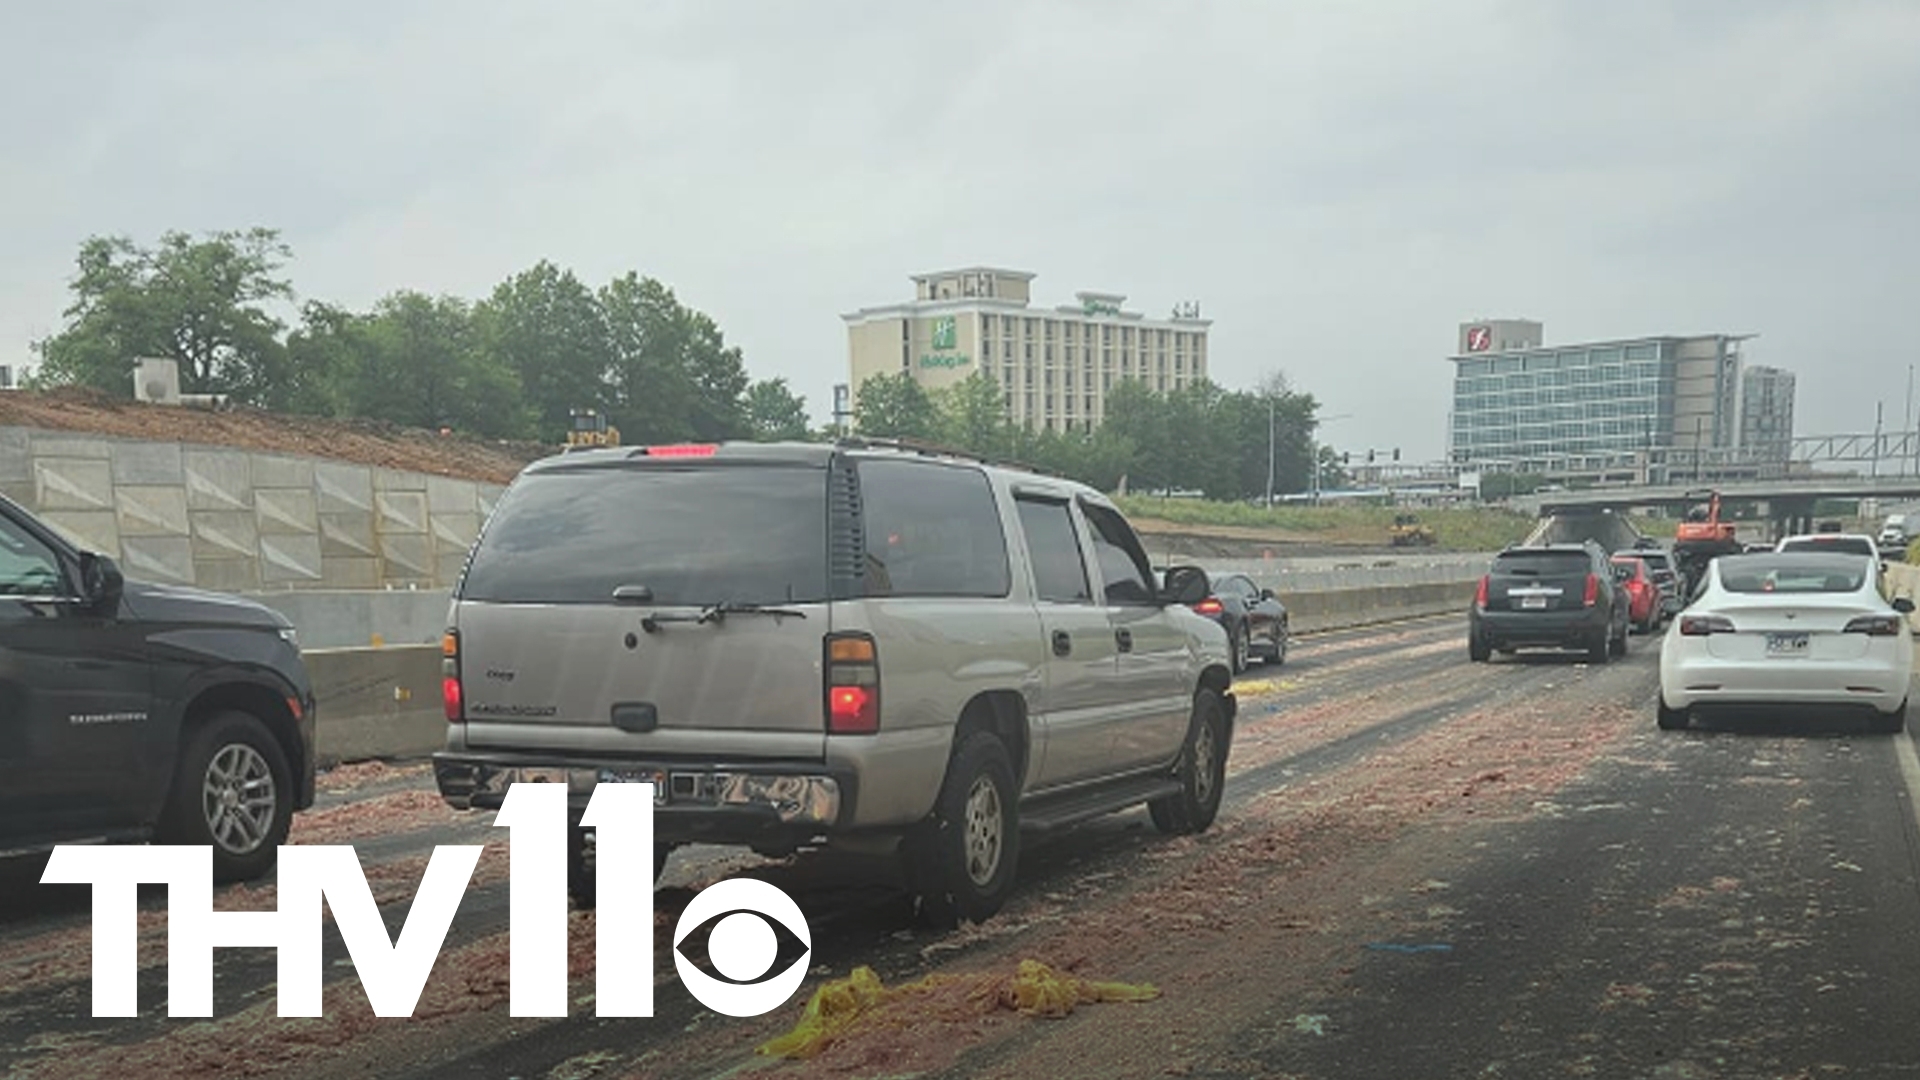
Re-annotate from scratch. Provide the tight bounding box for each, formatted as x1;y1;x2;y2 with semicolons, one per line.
1470;607;1609;648
433;752;853;845
1663;659;1908;714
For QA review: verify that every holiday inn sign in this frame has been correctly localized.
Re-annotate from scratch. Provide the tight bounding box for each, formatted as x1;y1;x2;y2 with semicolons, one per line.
920;316;970;369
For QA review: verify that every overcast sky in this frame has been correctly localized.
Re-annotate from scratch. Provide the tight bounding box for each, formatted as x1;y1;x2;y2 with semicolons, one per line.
4;1;1917;460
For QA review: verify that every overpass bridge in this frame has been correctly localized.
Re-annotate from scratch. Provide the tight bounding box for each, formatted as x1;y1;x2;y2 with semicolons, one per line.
1514;476;1920;535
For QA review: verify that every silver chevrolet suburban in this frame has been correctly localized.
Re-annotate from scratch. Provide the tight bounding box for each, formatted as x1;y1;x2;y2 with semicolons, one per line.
433;439;1236;924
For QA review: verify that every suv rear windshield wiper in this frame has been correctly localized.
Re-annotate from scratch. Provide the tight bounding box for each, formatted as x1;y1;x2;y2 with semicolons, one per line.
640;600;808;632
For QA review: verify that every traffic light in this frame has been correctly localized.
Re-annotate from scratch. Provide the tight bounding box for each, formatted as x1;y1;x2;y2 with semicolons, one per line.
1341;452;1350;465
1392;447;1401;462
1367;449;1376;464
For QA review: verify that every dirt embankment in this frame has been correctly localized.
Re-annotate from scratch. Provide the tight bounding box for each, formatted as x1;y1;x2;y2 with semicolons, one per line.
0;388;549;485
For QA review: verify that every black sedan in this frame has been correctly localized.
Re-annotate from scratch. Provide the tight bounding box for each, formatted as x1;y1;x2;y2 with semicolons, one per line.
1190;571;1290;674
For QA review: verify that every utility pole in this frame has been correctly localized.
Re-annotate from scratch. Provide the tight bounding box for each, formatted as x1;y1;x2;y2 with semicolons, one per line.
1259;395;1274;507
1873;401;1884;481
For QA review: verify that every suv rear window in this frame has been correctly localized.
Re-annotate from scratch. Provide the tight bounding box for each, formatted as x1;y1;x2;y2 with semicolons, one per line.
1492;550;1591;577
460;465;828;605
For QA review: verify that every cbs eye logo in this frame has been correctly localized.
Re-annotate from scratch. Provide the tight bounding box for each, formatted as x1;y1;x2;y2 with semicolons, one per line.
673;878;813;1016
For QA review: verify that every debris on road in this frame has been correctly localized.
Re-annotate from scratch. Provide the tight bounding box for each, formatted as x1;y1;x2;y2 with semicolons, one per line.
757;960;1160;1061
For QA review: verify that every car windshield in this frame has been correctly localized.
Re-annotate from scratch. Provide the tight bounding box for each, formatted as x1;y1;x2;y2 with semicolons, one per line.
460;465;828;605
1716;554;1868;594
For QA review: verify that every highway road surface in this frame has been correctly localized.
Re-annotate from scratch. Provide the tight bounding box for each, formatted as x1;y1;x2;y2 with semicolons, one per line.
4;615;1918;1079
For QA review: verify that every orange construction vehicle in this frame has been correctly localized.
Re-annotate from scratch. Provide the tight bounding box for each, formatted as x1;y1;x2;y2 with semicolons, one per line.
1672;488;1741;591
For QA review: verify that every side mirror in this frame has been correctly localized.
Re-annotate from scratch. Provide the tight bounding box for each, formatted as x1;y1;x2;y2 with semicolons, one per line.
1160;565;1210;607
78;552;124;609
1895;596;1915;614
1259;587;1276;602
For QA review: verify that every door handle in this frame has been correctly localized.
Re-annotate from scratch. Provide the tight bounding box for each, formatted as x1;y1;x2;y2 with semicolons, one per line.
1114;627;1133;653
1051;629;1072;657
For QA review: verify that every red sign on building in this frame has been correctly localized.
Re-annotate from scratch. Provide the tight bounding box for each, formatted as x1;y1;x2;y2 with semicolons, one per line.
1465;325;1492;352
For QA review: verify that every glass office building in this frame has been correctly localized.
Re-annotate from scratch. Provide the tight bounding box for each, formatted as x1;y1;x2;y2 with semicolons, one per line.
1448;327;1752;476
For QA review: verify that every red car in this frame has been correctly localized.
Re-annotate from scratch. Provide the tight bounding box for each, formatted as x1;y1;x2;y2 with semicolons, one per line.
1610;555;1661;633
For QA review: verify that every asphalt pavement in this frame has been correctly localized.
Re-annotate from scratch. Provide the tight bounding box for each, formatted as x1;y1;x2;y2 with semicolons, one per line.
3;616;1917;1080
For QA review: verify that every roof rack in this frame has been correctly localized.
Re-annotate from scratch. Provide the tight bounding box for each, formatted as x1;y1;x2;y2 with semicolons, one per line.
832;435;1063;479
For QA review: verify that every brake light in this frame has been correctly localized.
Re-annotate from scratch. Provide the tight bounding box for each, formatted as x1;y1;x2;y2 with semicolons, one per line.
441;630;464;723
641;443;719;457
1192;598;1224;615
1584;574;1600;607
1474;575;1489;610
825;632;880;734
1679;614;1736;636
1844;614;1905;637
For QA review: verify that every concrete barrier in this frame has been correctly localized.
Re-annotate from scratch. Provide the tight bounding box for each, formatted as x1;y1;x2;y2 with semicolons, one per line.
304;645;445;765
303;576;1482;762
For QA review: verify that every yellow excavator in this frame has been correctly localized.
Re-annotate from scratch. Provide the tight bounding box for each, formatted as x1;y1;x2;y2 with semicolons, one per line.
564;408;621;449
1390;513;1436;547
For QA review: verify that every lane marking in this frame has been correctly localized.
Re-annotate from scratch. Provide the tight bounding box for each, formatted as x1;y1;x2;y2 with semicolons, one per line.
1895;727;1920;841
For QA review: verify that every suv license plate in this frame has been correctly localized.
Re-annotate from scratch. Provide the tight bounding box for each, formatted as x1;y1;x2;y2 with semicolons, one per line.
1766;632;1810;657
598;768;669;803
1520;596;1548;609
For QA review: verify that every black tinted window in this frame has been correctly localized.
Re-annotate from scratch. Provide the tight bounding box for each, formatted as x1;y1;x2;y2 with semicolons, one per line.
1016;499;1091;603
0;514;64;596
1081;502;1154;605
1493;551;1592;577
859;460;1010;598
460;465;827;605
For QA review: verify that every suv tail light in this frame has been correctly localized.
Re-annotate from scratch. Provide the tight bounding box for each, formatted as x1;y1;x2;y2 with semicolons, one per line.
1474;575;1489;610
1192;598;1224;615
1679;614;1736;636
1583;573;1600;607
825;633;880;734
1844;614;1905;637
441;630;464;723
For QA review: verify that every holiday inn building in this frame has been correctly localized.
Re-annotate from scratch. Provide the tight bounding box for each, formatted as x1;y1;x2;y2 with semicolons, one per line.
842;267;1212;433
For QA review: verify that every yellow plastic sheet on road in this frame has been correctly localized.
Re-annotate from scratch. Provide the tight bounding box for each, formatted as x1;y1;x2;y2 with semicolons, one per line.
757;959;1161;1060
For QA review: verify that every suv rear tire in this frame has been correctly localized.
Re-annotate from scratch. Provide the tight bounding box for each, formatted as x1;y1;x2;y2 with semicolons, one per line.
1587;628;1610;665
1468;633;1492;663
1871;699;1908;735
1149;689;1229;835
158;710;294;883
1609;621;1628;657
909;733;1021;928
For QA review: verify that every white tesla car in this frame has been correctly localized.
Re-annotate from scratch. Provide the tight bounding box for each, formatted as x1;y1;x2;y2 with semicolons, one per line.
1658;551;1915;733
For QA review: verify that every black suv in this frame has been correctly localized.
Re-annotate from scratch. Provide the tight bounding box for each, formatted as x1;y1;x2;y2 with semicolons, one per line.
1;494;316;881
1468;542;1631;664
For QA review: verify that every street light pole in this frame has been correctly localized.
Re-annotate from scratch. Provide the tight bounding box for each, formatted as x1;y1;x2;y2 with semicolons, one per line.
1259;397;1274;511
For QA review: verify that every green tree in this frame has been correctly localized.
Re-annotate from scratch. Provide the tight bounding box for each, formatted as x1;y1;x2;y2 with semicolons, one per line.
936;372;1012;457
31;228;294;401
475;261;609;440
1100;380;1173;493
743;377;811;441
854;372;940;440
599;272;749;443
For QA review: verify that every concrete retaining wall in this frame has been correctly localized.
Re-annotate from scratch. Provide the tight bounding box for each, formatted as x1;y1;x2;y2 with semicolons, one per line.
0;426;508;592
253;589;451;650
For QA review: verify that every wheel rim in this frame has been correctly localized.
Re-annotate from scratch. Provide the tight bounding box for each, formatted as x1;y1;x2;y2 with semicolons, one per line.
201;743;277;855
963;775;1004;887
1193;719;1219;805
